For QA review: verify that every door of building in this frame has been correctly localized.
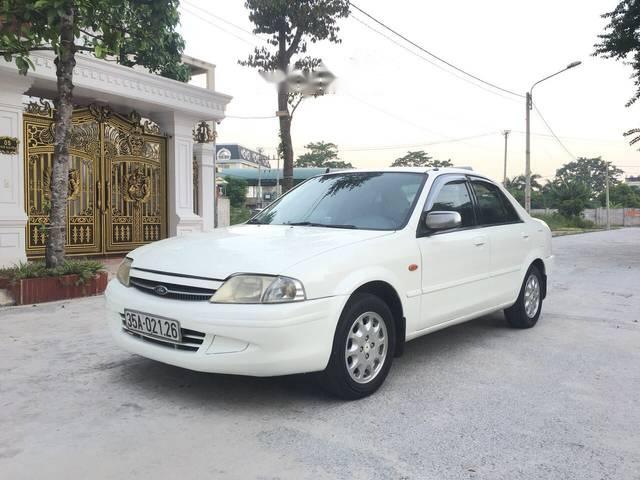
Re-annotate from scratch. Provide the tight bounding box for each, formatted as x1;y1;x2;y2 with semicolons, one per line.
23;102;167;257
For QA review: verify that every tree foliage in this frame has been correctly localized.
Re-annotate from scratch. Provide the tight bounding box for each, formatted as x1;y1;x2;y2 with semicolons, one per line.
390;151;453;168
599;183;640;207
1;0;189;80
554;157;623;199
0;0;188;267
224;176;249;208
240;0;349;191
594;0;640;107
295;141;352;168
549;180;592;218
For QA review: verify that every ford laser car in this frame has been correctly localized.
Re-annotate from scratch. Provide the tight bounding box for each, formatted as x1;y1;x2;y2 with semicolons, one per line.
106;168;553;399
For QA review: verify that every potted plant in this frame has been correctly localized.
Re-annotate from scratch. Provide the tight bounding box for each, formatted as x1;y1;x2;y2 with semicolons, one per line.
0;259;107;305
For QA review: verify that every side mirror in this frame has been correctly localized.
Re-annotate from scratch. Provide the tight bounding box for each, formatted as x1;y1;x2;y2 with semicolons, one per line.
424;211;462;231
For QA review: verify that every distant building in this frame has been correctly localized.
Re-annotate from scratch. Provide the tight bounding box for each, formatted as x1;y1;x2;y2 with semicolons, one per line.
626;175;640;188
215;144;271;169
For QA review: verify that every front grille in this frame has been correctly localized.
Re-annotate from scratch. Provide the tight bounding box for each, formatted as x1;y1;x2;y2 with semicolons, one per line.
120;314;206;352
130;276;215;301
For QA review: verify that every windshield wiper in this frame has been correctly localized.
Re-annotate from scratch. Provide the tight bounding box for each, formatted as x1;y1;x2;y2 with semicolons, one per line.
246;219;265;225
286;221;357;229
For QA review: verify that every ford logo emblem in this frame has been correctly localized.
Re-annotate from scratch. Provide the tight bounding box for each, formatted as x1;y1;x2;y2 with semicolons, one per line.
154;285;169;296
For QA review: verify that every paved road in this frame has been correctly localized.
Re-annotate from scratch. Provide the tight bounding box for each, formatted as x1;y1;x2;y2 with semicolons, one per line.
1;229;639;480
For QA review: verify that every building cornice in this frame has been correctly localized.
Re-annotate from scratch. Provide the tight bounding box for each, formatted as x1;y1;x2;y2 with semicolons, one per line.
0;52;232;120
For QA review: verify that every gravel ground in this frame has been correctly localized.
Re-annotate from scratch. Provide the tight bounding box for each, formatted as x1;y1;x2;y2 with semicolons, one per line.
1;228;639;480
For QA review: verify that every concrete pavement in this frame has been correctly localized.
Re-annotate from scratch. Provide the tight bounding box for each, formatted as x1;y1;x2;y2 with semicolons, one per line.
1;228;639;479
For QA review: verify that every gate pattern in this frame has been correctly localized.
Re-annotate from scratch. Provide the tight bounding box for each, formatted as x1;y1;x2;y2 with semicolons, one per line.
23;103;167;257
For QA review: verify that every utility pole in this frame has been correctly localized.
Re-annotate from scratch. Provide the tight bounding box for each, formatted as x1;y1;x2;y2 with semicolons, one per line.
605;162;611;230
503;130;511;186
525;93;532;212
275;154;280;198
257;162;263;209
525;61;582;213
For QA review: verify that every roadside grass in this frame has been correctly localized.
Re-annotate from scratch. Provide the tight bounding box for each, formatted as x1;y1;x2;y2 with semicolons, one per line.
230;206;252;225
0;259;104;284
533;213;602;235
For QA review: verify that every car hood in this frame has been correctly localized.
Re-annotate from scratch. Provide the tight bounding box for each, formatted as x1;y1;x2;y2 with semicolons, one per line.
129;225;393;280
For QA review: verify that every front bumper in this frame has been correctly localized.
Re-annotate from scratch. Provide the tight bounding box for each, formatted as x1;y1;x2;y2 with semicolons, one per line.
105;280;347;377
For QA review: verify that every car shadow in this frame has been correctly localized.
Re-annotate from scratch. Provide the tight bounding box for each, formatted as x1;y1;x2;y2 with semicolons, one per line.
109;311;509;407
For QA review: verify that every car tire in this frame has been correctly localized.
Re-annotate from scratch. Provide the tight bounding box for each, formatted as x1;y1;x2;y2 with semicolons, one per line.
504;265;543;329
320;293;396;400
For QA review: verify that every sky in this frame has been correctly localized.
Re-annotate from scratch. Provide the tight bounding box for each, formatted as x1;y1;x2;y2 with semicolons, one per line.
178;0;640;183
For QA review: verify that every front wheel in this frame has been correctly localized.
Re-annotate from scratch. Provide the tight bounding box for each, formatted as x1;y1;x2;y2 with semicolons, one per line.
320;293;396;400
504;265;543;329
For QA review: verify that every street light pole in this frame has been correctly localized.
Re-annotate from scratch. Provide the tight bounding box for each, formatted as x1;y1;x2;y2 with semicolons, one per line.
525;61;582;213
503;129;511;186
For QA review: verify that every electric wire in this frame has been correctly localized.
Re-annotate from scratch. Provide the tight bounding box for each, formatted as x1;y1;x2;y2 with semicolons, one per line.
350;3;524;99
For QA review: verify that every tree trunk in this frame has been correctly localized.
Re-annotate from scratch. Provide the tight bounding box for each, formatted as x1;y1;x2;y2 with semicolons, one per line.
45;5;75;268
276;27;294;193
278;82;294;192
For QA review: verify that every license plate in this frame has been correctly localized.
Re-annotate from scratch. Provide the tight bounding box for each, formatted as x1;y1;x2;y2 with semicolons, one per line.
124;310;182;343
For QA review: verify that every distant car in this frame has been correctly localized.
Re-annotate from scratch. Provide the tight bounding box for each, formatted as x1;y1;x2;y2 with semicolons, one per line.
106;168;553;399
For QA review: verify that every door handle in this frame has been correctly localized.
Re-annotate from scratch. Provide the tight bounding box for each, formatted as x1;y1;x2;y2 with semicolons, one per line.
473;236;486;246
522;232;530;239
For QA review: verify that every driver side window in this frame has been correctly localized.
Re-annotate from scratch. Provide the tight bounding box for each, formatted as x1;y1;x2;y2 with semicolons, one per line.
429;181;475;228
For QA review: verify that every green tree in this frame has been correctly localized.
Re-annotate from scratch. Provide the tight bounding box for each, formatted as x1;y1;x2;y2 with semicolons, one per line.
549;180;591;217
505;174;546;208
554;157;623;200
224;176;248;208
595;1;640;107
240;0;349;192
0;0;188;267
599;183;640;207
295;141;353;168
390;151;453;168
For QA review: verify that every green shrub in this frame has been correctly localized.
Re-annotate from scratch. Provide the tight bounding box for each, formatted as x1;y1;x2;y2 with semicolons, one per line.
533;213;596;230
230;206;252;225
0;259;104;285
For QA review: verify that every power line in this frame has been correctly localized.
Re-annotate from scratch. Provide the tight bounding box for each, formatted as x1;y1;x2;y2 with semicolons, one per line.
225;114;277;120
182;0;263;41
180;5;257;46
350;3;524;99
341;132;500;152
532;103;576;160
350;15;520;104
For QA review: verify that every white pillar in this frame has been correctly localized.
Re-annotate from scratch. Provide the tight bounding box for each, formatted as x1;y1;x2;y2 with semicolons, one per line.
154;112;203;236
0;76;32;268
193;142;215;231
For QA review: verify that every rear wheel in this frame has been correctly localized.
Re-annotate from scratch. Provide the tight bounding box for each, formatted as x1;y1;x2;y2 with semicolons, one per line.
320;293;396;400
504;265;543;329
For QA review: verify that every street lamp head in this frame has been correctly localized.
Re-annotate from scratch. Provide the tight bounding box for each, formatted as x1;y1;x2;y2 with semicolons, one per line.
567;61;582;69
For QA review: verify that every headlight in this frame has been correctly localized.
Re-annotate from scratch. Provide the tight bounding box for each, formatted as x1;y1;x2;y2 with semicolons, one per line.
210;274;306;304
117;258;133;287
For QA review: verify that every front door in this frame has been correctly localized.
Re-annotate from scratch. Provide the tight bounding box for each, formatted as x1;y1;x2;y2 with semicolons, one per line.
23;104;167;258
416;176;491;330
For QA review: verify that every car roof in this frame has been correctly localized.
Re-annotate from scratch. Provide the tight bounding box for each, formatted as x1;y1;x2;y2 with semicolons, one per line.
321;167;492;181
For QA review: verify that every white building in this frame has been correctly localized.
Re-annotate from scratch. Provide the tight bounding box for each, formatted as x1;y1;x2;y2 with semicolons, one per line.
215;144;271;169
0;52;231;268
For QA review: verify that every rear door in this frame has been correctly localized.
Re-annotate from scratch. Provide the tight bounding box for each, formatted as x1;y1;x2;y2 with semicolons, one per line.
468;178;530;306
416;175;492;330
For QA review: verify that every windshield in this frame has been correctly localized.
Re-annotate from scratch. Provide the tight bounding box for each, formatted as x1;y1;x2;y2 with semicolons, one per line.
250;172;426;230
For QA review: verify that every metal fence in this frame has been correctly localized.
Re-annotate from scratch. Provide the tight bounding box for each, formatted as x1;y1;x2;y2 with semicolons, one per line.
531;208;640;227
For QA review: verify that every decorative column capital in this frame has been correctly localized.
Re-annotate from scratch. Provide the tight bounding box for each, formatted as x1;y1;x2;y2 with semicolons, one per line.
193;120;217;144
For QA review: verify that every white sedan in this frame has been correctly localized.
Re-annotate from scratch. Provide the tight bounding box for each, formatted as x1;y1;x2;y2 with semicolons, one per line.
106;168;552;399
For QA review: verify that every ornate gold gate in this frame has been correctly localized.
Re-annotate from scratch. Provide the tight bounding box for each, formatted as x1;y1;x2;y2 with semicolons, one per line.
24;102;167;257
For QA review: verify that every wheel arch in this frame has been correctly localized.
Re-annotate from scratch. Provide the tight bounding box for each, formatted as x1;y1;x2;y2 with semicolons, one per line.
529;258;547;299
352;281;406;357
